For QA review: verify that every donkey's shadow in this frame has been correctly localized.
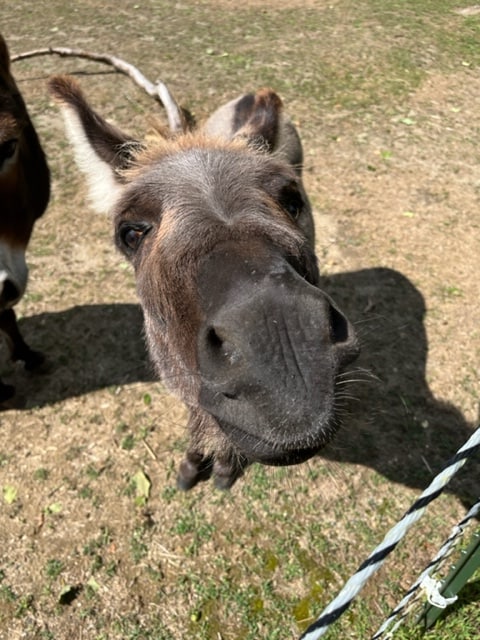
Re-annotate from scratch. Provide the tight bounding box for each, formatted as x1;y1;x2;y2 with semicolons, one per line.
9;267;479;502
5;303;155;407
321;267;479;504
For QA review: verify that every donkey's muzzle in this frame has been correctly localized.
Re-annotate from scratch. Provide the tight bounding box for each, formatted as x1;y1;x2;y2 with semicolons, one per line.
197;257;359;465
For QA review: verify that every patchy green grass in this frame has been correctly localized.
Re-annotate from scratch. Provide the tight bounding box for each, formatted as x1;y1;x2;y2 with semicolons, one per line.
1;0;480;639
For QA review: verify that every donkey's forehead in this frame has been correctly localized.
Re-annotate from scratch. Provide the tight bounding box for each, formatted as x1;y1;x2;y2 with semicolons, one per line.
118;145;297;216
138;144;288;184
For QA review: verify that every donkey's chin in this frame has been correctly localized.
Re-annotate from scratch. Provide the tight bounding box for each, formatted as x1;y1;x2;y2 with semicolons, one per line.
217;420;332;466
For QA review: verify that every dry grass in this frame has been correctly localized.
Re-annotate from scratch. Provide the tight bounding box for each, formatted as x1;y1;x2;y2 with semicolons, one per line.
1;1;479;639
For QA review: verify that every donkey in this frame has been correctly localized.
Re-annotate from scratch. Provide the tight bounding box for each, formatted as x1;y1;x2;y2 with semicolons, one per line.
49;74;359;489
0;34;50;402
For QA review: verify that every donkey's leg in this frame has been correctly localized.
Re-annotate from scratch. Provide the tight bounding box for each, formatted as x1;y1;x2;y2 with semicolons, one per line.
176;409;214;490
0;308;42;402
177;408;250;490
0;308;44;370
177;444;249;491
213;448;249;490
177;449;214;491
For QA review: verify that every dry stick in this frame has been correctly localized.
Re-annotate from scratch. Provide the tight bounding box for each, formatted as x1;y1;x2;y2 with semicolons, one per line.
11;46;185;133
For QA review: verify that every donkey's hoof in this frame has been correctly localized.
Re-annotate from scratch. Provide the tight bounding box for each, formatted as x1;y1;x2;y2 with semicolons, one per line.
212;456;248;490
176;473;198;491
213;473;239;491
176;455;213;491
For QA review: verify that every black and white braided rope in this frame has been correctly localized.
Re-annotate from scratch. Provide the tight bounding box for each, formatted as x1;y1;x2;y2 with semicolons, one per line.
371;497;480;639
299;425;480;640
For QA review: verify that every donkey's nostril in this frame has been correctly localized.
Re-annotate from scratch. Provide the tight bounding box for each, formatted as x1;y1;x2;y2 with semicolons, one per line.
203;325;243;368
206;327;224;350
329;304;349;344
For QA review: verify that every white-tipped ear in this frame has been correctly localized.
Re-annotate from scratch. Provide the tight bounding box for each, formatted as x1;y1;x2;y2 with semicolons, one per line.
59;104;124;215
49;75;138;214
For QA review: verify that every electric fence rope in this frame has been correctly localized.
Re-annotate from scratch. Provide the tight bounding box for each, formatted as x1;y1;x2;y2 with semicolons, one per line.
371;497;480;639
299;424;480;640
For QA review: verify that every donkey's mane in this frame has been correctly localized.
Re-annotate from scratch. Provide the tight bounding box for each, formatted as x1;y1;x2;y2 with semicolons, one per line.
124;129;263;178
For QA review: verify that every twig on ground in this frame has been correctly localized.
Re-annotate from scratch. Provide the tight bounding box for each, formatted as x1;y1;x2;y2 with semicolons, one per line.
11;46;186;133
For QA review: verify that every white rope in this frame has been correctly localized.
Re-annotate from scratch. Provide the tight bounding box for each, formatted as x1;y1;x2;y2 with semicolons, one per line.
420;575;458;608
371;498;480;639
299;425;480;640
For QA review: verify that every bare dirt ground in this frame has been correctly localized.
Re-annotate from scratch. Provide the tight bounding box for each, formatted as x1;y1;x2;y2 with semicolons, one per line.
1;2;479;639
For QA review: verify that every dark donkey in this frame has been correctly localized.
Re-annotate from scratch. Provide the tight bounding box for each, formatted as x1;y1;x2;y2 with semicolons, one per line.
0;34;49;402
49;75;359;489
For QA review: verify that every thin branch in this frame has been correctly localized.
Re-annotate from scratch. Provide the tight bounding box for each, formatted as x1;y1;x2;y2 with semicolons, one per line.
11;46;185;133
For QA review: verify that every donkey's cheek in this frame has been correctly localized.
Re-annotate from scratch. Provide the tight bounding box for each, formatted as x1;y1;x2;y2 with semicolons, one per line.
142;306;201;406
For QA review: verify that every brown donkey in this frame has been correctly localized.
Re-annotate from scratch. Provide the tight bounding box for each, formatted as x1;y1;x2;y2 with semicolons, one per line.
0;35;50;402
49;75;359;489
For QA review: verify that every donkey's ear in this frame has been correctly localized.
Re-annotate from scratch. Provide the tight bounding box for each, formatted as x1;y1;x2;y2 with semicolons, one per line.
49;75;141;213
232;88;283;152
0;34;11;73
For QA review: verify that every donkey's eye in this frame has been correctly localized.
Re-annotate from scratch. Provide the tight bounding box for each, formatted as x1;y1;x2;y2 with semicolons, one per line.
118;222;152;253
278;183;304;221
0;138;18;166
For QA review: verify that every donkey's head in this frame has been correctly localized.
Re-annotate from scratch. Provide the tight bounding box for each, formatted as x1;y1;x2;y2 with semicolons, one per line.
0;34;50;310
49;75;359;486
